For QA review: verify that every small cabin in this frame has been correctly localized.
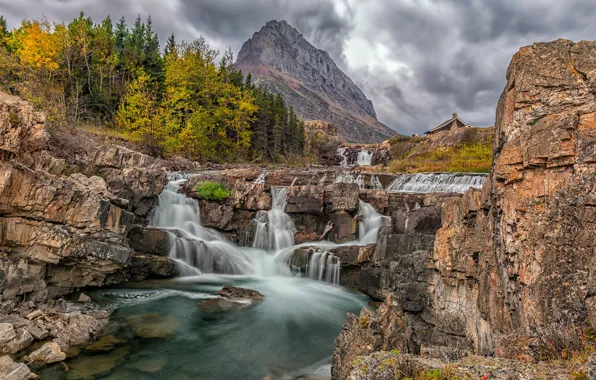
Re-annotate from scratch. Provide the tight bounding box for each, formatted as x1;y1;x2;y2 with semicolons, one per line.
425;113;469;135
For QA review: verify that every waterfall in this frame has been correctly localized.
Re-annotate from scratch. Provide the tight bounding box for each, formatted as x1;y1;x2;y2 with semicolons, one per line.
254;171;267;185
150;179;263;276
338;148;349;167
356;149;373;166
370;175;383;190
387;173;487;193
288;248;340;285
263;187;296;251
358;200;388;244
334;173;365;190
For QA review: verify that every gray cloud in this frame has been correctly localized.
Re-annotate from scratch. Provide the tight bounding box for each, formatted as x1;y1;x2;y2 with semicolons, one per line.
2;0;596;135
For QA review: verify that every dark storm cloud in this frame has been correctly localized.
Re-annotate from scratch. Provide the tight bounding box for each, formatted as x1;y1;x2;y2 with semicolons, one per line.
176;0;353;65
355;0;596;134
2;0;596;135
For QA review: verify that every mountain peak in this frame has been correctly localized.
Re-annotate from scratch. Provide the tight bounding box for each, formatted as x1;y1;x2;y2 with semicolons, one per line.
236;20;398;143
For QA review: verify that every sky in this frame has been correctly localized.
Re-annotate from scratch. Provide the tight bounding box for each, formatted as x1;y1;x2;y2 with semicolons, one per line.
1;0;596;135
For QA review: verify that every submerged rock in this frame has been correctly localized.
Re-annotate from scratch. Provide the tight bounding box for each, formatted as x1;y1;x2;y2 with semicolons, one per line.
66;346;130;379
126;313;179;339
84;335;121;351
129;358;166;373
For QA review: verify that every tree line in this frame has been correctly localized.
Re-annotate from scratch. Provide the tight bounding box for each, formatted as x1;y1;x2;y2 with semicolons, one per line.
0;13;305;162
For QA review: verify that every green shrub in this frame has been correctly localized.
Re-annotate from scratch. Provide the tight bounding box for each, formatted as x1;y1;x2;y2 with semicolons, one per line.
195;181;231;201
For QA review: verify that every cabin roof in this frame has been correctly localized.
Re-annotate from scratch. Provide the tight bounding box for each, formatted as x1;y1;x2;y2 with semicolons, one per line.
425;114;468;134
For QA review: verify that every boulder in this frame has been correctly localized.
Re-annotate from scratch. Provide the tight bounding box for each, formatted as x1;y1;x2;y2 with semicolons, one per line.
128;255;177;281
0;323;16;344
198;285;264;313
51;312;108;351
0;329;33;354
127;227;170;256
0;355;36;380
25;342;66;364
215;285;264;300
331;295;417;380
0;91;47;159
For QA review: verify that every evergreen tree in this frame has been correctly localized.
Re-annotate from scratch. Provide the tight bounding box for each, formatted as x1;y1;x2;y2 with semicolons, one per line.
164;33;176;57
114;16;127;58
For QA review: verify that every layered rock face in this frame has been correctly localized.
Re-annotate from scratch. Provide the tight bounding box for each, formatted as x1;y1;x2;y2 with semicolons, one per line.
332;39;596;379
235;20;397;143
431;39;596;356
0;92;178;362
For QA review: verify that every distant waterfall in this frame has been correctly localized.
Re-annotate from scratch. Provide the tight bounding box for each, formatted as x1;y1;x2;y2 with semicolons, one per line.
334;173;365;190
387;173;487;193
357;149;373;166
370;175;383;190
338;148;349;167
254;171;267;185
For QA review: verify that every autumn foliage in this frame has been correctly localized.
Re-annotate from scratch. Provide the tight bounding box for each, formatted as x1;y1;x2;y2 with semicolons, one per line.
0;13;305;162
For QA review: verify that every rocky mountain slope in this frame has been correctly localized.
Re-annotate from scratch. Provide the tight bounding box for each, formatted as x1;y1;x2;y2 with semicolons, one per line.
235;20;397;143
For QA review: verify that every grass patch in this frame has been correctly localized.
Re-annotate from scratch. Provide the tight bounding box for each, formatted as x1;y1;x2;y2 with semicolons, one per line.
195;181;231;201
387;143;493;173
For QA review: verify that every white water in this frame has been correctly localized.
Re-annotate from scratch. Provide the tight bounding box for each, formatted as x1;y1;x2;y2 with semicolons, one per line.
253;187;296;252
358;200;389;244
338;148;349;167
150;175;389;287
150;179;277;277
387;173;487;193
370;175;383;190
334;172;365;190
254;171;267;185
357;149;373;166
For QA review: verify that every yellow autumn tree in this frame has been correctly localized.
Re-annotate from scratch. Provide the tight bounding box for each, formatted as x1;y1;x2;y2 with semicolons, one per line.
9;20;66;118
160;38;256;161
115;69;161;150
15;20;61;70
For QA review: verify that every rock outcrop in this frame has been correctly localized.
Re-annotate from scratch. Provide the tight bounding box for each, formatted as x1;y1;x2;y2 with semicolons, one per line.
235;20;397;143
428;39;596;357
332;39;596;379
0;92;177;365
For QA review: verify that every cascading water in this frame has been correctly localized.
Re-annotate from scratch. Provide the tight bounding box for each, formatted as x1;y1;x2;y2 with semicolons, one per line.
357;149;373;166
370;175;383;190
358;200;388;244
338;147;350;167
254;187;296;252
254;170;267;184
387;173;487;193
150;177;268;276
334;172;365;190
62;173;373;380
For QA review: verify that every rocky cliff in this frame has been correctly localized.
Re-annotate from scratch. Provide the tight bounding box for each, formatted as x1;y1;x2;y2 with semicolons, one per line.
235;20;397;143
331;39;596;379
431;39;596;357
0;92;182;367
